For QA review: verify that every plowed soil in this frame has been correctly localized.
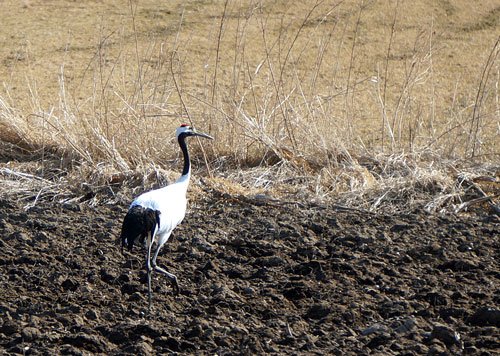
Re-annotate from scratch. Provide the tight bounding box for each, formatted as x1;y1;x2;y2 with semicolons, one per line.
1;187;499;355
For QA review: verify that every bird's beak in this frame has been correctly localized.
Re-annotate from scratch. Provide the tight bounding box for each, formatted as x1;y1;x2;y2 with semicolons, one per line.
192;129;213;140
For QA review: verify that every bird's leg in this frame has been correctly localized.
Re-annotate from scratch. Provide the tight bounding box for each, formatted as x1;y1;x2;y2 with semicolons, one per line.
152;246;180;295
147;270;152;311
146;231;154;310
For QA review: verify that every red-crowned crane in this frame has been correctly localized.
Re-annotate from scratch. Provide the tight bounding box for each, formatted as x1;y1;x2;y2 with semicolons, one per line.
120;124;213;309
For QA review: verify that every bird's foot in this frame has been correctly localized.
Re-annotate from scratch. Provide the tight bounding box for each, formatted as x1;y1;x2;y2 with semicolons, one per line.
171;277;180;296
151;263;179;295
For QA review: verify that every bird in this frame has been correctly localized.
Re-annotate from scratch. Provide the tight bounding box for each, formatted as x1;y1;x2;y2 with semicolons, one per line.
119;124;213;309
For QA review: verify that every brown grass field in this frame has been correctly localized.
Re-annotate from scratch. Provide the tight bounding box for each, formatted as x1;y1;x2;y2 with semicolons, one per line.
0;1;499;207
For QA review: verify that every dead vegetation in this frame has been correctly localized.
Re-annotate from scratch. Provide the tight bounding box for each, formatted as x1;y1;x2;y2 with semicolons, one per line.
0;0;499;214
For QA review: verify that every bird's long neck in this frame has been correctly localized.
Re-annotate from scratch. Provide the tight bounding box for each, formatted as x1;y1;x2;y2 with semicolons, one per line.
178;135;191;178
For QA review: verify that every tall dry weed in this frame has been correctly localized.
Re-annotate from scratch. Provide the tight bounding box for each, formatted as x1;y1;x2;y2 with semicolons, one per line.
0;1;498;211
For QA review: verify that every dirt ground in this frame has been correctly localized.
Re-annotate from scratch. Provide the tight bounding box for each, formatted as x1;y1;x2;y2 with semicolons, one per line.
0;184;499;355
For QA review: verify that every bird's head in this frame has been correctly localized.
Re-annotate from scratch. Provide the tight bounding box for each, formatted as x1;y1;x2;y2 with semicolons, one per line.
176;124;213;140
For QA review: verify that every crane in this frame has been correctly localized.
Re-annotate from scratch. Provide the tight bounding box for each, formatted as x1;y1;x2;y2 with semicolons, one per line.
120;124;213;309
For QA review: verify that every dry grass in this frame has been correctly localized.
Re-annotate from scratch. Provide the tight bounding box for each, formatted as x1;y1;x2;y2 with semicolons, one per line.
0;0;499;213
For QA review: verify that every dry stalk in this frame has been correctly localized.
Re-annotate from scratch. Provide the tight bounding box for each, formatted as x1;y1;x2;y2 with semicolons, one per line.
170;10;213;178
380;0;399;151
211;0;229;106
128;0;146;120
344;0;365;139
469;36;500;159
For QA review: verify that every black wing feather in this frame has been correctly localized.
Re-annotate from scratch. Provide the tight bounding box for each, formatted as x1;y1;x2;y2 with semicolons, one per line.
120;205;160;250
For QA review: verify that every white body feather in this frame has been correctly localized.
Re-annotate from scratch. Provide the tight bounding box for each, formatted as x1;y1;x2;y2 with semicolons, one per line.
130;173;190;246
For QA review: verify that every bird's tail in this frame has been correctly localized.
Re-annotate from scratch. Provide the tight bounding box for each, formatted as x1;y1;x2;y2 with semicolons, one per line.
120;205;160;252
